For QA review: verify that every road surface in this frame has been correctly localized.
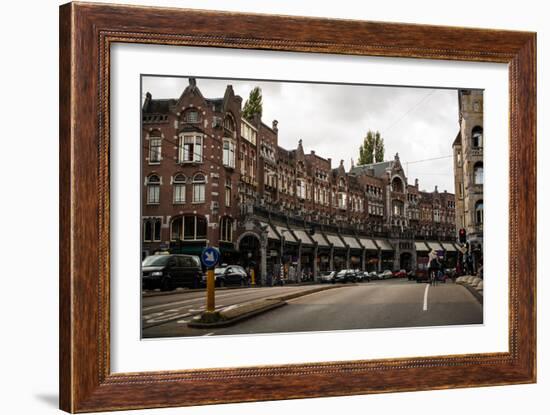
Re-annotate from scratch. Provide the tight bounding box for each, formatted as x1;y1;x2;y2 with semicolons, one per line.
141;279;482;338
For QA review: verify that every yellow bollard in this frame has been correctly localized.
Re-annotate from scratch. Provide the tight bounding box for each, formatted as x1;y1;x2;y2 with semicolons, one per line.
251;269;256;286
206;269;215;312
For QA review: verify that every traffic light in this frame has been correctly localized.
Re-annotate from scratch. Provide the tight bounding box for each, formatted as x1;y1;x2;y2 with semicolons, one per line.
459;228;466;244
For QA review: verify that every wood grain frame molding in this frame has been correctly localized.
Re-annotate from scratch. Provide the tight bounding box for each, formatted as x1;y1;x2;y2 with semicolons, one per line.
59;2;536;412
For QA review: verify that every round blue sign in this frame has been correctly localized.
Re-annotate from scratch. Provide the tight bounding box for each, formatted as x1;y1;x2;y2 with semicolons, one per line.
201;247;220;268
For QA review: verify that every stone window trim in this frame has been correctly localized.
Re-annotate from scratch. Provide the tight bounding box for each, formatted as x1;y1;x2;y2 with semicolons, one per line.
192;172;207;204
145;174;161;205
170;214;208;241
178;133;204;164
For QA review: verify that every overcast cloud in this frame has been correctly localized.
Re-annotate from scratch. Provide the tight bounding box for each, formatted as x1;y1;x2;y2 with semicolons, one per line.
142;76;462;193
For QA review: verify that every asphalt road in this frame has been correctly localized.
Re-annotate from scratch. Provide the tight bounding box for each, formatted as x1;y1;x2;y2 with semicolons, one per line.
141;285;330;334
141;279;482;338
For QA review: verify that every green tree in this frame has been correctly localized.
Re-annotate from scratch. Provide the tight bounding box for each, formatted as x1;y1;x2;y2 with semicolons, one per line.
374;131;385;162
242;87;263;121
358;131;375;165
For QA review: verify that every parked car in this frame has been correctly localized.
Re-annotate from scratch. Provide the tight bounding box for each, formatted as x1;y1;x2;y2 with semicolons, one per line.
361;271;372;282
333;269;358;283
378;269;393;279
353;270;363;282
142;254;202;291
407;270;416;281
319;271;336;283
207;265;250;287
368;271;380;280
393;269;407;278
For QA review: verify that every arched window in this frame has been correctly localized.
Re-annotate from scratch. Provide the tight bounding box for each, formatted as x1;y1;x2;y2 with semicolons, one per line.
472;126;483;148
475;200;484;224
220;217;233;242
338;178;346;189
146;174;160;204
173;173;186;204
222;138;236;168
391;177;404;193
192;173;206;203
474;162;484;185
148;130;162;163
224;114;235;134
170;215;207;241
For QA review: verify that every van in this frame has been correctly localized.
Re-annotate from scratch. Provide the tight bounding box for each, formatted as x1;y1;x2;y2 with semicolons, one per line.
142;254;202;291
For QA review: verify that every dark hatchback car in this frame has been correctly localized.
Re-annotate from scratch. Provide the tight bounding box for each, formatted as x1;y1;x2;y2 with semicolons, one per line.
333;269;358;283
142;254;202;291
211;266;250;287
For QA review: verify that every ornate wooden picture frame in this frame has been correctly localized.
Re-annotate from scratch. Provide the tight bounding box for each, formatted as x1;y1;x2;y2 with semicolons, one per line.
59;2;536;412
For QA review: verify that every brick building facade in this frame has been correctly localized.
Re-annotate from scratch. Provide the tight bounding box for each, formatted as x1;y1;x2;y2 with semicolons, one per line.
142;78;460;284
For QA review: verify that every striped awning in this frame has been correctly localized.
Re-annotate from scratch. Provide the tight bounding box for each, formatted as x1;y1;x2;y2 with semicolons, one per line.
326;234;346;249
441;242;457;252
342;236;362;250
311;232;330;248
259;222;279;240
359;238;378;250
292;228;314;245
425;241;444;251
275;225;297;243
415;241;429;252
375;239;393;251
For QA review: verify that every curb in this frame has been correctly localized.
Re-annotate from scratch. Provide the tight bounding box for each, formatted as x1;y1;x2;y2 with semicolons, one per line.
188;300;286;329
457;282;484;305
188;284;345;329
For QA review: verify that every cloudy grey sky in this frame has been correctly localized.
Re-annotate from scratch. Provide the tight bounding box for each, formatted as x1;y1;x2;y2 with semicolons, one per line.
142;76;462;193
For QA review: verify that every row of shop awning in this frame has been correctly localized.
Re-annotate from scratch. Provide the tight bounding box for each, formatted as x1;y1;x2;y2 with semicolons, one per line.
260;222;459;252
415;241;459;252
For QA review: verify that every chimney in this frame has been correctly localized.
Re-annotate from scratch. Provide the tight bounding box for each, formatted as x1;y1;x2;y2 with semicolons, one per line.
415;178;419;189
189;78;196;87
272;119;278;132
434;185;438;193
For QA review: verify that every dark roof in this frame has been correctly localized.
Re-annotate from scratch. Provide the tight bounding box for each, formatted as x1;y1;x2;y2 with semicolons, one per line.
143;98;176;114
452;131;461;147
350;161;393;178
205;98;224;112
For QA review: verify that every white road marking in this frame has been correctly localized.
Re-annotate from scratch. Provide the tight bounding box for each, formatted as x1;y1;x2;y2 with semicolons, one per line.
146;312;192;324
142;287;305;312
204;332;214;336
423;284;430;311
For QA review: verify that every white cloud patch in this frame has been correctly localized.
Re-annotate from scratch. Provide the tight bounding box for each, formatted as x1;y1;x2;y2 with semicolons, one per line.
142;76;465;193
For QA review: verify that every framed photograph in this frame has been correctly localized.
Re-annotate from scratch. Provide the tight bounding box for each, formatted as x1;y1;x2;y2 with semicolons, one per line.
59;2;536;412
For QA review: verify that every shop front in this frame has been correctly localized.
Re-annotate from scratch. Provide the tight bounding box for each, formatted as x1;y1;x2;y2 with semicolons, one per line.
325;233;347;271
359;237;379;272
415;241;430;270
375;239;394;271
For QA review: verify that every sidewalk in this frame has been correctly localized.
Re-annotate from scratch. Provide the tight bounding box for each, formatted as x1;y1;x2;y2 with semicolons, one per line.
456;275;483;304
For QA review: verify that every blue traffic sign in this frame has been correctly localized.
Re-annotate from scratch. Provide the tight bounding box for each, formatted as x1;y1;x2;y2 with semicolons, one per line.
201;247;220;268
